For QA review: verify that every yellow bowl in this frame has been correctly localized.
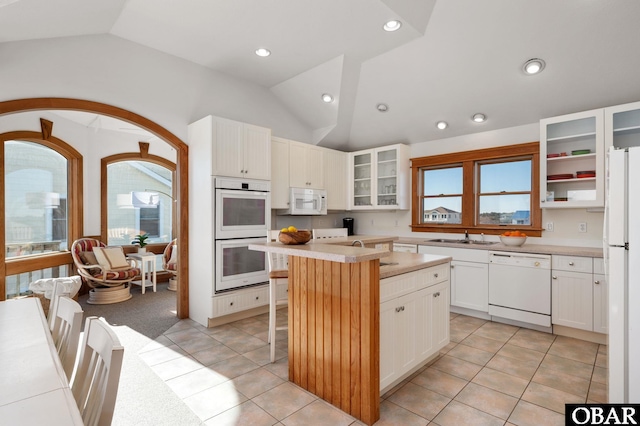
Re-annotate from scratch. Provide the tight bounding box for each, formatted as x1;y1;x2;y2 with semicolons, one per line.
278;230;312;245
499;235;527;246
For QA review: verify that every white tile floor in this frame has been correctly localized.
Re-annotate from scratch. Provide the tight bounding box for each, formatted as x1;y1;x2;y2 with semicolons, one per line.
138;309;607;425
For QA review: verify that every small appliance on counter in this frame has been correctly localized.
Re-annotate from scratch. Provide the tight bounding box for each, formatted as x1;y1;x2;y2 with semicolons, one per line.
343;217;354;236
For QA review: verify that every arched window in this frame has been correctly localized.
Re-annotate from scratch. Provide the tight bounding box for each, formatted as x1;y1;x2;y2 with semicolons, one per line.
1;121;83;299
102;145;176;248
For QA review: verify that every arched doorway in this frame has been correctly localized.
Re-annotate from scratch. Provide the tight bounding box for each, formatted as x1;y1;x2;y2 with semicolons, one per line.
0;98;189;319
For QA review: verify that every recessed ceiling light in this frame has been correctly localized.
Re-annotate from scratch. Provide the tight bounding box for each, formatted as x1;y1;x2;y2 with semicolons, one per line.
377;103;389;112
383;20;402;32
321;93;334;103
436;121;448;130
255;48;271;57
472;113;486;123
523;58;545;75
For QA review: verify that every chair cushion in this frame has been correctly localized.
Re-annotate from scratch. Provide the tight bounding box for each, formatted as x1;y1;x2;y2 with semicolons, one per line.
269;270;288;279
91;268;140;280
93;247;130;271
168;244;178;265
79;251;98;266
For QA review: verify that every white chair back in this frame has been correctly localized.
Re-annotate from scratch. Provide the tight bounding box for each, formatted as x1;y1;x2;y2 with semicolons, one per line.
72;317;124;426
312;228;348;239
268;230;288;272
50;296;83;380
47;279;70;331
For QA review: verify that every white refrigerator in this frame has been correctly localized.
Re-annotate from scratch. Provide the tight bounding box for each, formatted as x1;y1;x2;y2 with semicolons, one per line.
606;146;640;403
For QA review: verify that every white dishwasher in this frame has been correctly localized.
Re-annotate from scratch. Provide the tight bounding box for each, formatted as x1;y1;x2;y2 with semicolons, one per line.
488;251;552;328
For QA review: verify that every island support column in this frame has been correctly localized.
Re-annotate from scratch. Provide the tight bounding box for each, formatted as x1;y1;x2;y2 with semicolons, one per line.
288;256;380;425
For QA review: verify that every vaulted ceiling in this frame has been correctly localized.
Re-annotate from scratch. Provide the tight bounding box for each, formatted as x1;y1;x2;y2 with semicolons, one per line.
2;0;640;151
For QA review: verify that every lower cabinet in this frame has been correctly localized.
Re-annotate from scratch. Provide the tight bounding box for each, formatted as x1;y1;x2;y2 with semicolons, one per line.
211;285;269;318
551;255;607;334
380;266;450;391
450;260;488;312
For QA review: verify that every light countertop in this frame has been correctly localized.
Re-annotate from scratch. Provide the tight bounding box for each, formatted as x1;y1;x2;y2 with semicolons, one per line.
395;237;603;258
379;251;451;279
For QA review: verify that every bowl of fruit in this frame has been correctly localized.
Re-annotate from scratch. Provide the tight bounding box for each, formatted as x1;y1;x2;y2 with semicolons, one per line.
278;226;312;245
499;231;527;246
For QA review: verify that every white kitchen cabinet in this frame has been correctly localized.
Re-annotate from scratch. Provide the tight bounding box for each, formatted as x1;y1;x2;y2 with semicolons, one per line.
289;140;324;189
605;100;640;151
210;116;271;180
450;260;489;312
349;144;409;210
551;255;607;334
593;257;608;334
379;264;450;391
271;137;290;209
323;148;347;210
552;269;594;331
418;245;489;316
540;109;605;208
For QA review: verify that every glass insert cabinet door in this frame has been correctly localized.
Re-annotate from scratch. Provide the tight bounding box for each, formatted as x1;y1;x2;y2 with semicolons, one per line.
353;152;372;206
377;148;397;206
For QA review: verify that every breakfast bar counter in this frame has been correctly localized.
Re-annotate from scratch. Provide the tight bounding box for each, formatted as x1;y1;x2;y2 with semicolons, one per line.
249;241;450;425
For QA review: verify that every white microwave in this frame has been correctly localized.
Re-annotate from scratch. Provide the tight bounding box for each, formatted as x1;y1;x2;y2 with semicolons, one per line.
287;187;327;215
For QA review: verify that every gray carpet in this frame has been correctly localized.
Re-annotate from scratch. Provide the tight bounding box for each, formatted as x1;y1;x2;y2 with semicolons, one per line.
78;282;204;426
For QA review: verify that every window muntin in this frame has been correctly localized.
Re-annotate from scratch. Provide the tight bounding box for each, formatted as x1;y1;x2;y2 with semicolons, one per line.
421;166;463;224
5;141;68;258
477;159;532;226
107;161;173;245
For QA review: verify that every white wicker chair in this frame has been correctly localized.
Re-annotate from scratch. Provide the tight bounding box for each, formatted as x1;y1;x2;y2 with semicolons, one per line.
162;239;178;291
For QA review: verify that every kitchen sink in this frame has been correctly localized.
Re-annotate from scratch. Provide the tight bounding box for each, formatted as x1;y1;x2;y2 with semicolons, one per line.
425;238;498;245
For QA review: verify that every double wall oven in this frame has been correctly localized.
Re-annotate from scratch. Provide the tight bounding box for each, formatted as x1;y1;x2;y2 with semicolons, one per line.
214;177;270;292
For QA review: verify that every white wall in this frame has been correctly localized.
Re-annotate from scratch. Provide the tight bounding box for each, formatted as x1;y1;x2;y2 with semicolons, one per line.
328;123;603;248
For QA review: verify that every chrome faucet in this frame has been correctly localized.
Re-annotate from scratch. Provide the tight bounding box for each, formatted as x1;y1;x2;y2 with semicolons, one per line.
351;239;364;247
464;230;469;241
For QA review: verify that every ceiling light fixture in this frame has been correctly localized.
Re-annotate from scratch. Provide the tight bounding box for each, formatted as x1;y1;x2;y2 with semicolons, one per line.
321;93;334;103
436;121;448;130
383;20;402;32
377;103;389;112
523;58;545;75
255;48;271;57
472;113;486;123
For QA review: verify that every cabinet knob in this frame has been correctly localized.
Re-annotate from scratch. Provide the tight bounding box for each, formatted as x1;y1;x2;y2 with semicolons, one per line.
256;296;259;300
534;262;540;267
552;276;557;279
434;273;438;278
569;262;574;266
595;280;601;285
230;302;234;306
395;306;405;313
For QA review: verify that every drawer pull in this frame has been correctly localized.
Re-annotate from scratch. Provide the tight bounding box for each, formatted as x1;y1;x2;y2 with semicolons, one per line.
395;306;405;313
434;273;439;278
569;262;574;266
434;292;440;297
595;280;601;285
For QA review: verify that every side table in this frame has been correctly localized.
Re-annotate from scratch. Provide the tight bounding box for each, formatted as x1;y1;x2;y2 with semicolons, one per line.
128;252;157;294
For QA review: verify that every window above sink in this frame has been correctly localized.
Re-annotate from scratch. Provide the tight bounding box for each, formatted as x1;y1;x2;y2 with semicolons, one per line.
410;142;543;237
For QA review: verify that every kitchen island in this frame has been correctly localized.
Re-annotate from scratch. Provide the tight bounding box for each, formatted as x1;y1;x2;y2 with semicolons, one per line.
249;240;450;425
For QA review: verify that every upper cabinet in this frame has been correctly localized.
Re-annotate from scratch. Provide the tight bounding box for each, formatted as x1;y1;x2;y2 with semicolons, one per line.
605;100;640;151
540;109;604;208
271;137;290;209
324;148;348;211
210;116;271;180
288;140;324;189
349;144;410;210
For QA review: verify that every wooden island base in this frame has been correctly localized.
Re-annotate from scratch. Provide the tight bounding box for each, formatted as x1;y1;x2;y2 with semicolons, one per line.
288;256;380;425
